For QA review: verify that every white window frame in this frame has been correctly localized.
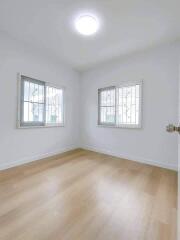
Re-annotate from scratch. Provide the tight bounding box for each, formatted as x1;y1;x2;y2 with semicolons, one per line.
98;80;143;129
17;74;65;128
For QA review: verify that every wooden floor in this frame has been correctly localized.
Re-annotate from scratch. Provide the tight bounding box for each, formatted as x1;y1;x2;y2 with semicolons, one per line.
0;149;177;240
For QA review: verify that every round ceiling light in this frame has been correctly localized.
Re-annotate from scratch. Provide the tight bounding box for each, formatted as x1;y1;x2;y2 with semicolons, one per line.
75;14;100;36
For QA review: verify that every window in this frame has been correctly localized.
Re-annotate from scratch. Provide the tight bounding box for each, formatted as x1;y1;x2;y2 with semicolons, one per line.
98;87;116;125
46;85;64;126
98;81;142;128
18;75;64;128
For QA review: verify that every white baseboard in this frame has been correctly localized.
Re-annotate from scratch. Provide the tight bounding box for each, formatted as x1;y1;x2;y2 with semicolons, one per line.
0;145;79;171
82;145;178;171
0;144;177;172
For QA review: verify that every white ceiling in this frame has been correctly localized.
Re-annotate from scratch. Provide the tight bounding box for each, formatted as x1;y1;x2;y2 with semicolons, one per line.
0;0;179;71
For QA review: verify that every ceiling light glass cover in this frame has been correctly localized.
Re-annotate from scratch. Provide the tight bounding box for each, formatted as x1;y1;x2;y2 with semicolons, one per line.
75;14;99;36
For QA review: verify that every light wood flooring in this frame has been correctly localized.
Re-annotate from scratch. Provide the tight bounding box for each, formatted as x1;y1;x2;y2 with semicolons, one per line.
0;149;177;240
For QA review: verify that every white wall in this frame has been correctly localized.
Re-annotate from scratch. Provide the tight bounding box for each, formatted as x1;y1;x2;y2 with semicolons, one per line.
178;60;180;240
0;31;179;172
0;32;80;170
80;43;180;170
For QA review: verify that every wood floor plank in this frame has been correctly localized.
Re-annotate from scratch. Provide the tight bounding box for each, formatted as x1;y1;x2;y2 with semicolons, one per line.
0;149;177;240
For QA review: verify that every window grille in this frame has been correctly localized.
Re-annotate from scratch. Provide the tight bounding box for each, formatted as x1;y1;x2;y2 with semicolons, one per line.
98;81;142;128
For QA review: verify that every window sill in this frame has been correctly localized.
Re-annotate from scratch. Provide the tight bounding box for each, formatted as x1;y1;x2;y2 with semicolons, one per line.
17;124;65;129
97;124;142;129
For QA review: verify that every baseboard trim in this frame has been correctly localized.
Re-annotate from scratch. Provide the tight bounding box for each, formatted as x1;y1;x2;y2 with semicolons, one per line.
0;144;177;172
82;145;178;171
0;146;79;171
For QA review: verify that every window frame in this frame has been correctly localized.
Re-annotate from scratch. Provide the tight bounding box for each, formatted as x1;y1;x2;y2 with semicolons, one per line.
98;80;143;129
17;74;65;129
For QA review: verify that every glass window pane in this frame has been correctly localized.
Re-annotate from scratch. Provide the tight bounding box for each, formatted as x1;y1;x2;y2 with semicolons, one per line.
28;103;38;122
99;87;116;125
23;102;29;122
46;86;63;125
29;82;34;102
24;81;29;101
27;82;44;103
38;104;44;122
20;76;64;127
21;77;45;126
38;85;44;103
33;84;39;102
100;106;115;124
116;84;140;126
100;88;115;106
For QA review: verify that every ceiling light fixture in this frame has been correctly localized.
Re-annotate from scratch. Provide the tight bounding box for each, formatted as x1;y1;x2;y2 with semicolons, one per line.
75;14;100;36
